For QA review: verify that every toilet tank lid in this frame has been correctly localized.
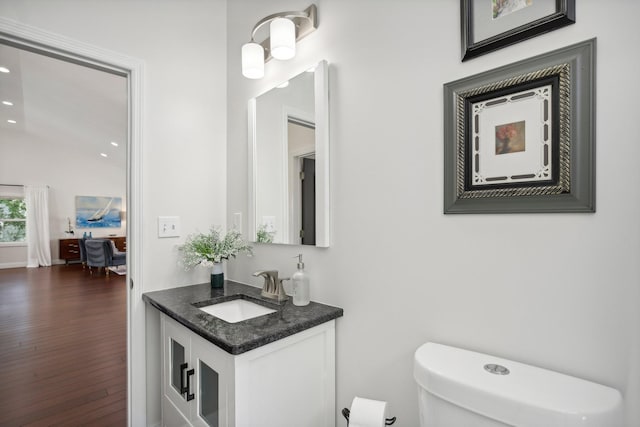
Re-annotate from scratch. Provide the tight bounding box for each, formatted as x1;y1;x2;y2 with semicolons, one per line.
414;343;622;426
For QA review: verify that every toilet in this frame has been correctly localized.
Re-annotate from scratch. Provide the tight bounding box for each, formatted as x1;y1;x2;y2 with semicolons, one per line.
414;342;622;426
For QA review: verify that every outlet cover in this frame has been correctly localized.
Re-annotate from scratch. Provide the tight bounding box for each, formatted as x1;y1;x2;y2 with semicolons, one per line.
262;216;276;232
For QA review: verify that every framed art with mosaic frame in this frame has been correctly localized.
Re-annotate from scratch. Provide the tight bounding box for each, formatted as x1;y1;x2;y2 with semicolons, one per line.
461;0;575;61
444;39;595;214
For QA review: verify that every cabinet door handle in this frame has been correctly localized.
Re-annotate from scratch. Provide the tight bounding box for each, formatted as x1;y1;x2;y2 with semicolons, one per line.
186;368;195;401
180;363;189;396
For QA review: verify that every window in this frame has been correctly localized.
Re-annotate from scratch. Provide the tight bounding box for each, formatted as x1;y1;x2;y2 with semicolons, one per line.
0;198;27;243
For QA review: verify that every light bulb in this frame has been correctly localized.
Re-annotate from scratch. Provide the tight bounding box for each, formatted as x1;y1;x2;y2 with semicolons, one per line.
242;42;265;79
270;18;296;60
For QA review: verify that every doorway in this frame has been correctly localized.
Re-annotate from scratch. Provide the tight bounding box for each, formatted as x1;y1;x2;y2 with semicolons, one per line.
300;157;316;245
287;117;316;245
0;19;144;426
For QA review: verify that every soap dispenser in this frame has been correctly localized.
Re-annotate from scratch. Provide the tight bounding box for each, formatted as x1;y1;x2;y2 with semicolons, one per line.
292;254;310;306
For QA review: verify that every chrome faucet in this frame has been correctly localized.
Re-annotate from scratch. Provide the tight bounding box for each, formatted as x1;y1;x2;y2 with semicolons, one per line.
253;270;289;301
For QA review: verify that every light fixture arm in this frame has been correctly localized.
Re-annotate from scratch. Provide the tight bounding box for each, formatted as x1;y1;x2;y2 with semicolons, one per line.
248;4;317;60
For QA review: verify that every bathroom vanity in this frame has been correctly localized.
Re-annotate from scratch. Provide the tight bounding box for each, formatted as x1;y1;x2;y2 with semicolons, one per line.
143;281;343;427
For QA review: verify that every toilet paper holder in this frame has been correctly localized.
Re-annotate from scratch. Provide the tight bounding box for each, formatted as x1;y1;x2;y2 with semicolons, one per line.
341;407;396;426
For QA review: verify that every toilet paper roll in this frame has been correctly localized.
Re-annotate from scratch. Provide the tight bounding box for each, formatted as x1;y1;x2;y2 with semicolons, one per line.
349;396;388;427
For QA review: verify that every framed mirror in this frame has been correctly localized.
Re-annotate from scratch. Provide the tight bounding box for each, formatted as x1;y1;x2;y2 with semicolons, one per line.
248;60;329;247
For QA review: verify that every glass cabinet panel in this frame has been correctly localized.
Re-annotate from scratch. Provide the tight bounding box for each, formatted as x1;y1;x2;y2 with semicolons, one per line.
171;339;186;393
199;359;219;427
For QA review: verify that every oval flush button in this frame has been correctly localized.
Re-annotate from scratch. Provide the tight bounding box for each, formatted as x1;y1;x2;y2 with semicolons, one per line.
484;363;510;375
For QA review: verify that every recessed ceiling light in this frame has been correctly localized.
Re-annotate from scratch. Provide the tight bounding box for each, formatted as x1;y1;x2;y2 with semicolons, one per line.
276;81;290;88
2;101;13;106
110;141;119;147
7;119;16;124
0;67;10;73
100;153;108;157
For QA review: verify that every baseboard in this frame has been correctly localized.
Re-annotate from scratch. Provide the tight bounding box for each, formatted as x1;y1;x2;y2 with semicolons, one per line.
0;262;27;269
0;259;67;269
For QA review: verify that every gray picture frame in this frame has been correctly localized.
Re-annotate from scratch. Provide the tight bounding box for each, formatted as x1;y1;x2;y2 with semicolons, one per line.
444;39;596;214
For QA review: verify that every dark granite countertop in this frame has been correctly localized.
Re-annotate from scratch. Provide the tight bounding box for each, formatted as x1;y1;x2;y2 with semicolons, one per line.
142;281;343;355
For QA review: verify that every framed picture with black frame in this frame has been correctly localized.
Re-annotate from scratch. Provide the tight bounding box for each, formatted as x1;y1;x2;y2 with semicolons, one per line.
444;39;595;214
461;0;575;61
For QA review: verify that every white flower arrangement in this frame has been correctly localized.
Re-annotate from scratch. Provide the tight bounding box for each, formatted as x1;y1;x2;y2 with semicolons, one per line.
179;227;252;270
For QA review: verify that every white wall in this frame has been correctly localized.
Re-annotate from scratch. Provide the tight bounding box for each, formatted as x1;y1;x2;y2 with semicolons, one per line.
227;1;640;426
0;127;126;267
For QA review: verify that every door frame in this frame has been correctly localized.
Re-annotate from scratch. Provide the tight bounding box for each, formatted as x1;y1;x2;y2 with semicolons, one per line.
0;18;146;426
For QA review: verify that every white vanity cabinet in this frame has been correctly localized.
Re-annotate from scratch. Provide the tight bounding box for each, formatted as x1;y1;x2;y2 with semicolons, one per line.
161;313;336;427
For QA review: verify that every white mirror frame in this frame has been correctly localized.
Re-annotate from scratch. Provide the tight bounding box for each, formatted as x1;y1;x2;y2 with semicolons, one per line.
248;60;329;247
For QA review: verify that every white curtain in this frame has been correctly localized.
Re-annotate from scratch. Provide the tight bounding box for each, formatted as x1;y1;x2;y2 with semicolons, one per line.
25;185;52;267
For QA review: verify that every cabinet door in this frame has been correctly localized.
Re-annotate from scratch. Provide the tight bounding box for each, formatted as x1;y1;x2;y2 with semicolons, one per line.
191;334;233;427
163;315;193;420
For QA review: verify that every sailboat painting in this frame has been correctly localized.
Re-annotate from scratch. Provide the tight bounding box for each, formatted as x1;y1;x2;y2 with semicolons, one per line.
76;196;122;228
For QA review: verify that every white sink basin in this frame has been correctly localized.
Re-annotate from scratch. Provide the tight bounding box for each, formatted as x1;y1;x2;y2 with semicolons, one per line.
199;299;276;323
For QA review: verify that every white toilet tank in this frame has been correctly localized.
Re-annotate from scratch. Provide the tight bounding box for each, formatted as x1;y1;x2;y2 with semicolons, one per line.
414;342;622;427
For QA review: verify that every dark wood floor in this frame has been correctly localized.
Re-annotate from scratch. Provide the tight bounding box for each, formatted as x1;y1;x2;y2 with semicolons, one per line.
0;264;127;426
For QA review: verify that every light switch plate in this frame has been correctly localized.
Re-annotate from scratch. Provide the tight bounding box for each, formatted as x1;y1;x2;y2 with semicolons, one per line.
233;212;242;232
158;216;180;238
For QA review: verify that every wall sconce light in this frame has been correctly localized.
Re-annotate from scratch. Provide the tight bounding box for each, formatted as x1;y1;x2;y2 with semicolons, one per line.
241;4;318;79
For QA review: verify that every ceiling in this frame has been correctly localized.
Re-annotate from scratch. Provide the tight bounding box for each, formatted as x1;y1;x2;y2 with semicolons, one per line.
0;42;127;167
